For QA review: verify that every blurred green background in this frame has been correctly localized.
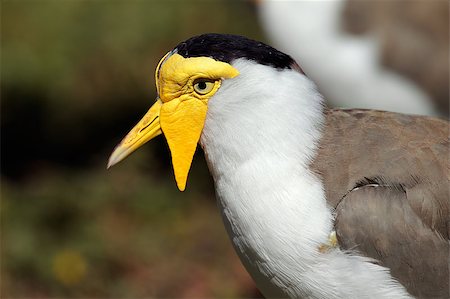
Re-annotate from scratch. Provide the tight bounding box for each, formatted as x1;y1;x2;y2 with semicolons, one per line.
2;1;265;297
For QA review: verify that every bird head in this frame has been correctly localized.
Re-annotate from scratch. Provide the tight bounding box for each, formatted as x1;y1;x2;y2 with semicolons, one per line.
108;34;299;191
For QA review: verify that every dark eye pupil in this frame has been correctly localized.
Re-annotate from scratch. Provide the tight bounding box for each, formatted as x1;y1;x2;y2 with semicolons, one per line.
197;82;207;90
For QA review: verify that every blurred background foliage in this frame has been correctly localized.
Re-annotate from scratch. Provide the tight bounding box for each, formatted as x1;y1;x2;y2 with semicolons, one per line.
2;0;264;297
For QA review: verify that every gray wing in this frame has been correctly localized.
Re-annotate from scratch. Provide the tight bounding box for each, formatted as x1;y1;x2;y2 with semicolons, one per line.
310;109;449;298
335;184;449;298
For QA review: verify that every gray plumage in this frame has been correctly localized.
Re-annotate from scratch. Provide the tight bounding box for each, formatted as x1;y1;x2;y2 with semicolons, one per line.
311;109;449;298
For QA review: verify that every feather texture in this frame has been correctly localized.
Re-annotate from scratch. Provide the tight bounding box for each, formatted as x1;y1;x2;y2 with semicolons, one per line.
200;59;414;298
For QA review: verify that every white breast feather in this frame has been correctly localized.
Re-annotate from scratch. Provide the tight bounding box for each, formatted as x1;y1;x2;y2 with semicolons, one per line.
200;59;412;298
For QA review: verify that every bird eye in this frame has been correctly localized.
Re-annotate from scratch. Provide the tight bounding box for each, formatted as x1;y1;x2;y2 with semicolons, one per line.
194;80;215;95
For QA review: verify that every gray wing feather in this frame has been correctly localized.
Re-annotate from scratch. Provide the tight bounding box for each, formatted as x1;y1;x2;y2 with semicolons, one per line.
335;185;449;298
310;109;450;298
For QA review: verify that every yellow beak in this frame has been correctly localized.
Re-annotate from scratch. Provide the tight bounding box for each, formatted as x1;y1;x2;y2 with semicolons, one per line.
108;97;207;191
107;99;163;170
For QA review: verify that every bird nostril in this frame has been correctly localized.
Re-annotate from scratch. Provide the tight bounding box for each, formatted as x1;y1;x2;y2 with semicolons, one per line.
139;116;159;133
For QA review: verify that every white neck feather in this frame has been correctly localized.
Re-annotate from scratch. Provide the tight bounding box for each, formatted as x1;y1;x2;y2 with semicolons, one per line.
200;59;411;298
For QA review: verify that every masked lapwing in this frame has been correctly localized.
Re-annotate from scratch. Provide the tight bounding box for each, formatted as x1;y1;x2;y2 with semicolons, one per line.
257;0;438;116
108;34;449;299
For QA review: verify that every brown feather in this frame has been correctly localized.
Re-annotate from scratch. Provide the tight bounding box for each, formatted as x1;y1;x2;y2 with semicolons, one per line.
310;109;449;298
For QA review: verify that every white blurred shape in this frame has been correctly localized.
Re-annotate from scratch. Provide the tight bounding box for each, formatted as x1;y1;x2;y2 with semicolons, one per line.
258;0;437;116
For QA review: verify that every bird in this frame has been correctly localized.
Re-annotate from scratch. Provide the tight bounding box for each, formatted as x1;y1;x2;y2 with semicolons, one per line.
108;34;449;298
257;0;439;116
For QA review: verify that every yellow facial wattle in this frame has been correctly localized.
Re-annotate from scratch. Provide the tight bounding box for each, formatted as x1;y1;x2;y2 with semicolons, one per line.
108;52;239;191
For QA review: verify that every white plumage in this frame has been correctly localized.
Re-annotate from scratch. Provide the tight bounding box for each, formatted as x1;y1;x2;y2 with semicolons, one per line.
200;59;412;298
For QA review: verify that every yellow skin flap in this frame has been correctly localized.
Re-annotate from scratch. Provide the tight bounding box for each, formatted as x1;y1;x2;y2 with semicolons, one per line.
108;53;239;191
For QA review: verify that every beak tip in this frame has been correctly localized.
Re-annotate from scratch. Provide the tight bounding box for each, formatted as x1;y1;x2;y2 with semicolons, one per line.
107;152;120;169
